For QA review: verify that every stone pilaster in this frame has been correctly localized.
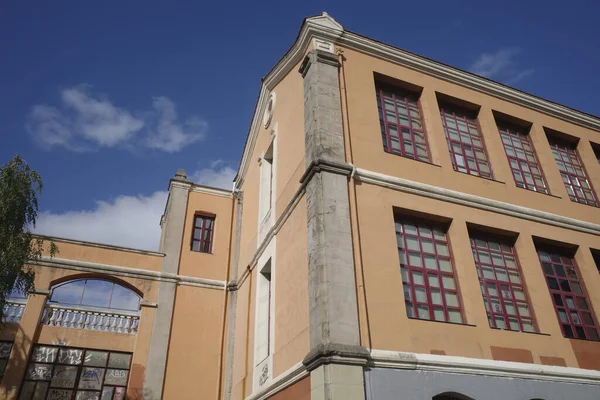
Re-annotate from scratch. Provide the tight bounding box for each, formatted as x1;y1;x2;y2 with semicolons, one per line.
299;49;362;351
142;169;190;399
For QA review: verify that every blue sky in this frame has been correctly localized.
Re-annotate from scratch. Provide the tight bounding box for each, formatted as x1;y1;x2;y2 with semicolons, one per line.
1;1;598;251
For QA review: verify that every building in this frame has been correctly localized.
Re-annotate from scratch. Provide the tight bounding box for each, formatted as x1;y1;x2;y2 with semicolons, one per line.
2;12;600;400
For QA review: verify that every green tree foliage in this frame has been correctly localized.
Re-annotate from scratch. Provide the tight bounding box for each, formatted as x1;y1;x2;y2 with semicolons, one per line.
0;155;57;321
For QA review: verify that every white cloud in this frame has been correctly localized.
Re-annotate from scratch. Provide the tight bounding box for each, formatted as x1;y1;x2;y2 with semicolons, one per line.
61;85;144;147
27;85;206;153
190;160;236;190
33;162;236;250
145;96;207;153
35;191;168;251
469;48;534;84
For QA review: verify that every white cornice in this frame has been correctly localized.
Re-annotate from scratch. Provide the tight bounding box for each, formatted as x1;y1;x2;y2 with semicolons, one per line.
339;31;600;132
234;13;600;188
33;234;164;257
34;256;227;291
355;167;600;236
370;350;600;385
190;183;233;198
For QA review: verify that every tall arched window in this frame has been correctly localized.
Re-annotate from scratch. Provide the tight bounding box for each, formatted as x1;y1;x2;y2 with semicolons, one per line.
43;279;142;334
48;279;141;312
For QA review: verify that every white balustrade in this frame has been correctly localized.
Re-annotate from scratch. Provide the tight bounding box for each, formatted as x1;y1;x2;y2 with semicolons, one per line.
2;300;26;323
42;304;140;334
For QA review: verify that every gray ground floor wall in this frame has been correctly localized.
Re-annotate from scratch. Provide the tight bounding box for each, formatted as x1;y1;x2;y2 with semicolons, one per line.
364;367;599;400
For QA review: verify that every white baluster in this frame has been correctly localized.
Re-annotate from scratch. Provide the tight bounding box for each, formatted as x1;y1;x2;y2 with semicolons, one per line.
104;315;112;331
123;317;131;334
16;304;24;323
116;316;124;333
56;309;64;327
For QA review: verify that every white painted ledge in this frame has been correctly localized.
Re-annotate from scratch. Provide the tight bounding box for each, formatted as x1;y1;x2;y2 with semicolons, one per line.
370;349;600;385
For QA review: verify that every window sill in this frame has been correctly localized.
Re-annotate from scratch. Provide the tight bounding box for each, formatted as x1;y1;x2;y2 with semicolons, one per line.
515;186;561;199
407;316;476;328
452;169;505;184
191;250;213;255
565;336;600;342
384;150;442;168
569;199;600;209
489;327;551;336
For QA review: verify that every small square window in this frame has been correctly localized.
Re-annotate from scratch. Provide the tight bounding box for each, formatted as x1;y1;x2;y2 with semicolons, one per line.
191;215;215;253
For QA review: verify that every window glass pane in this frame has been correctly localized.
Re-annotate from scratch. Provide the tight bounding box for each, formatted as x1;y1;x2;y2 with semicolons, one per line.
438;259;452;272
412;271;424;285
448;309;462;323
110;285;140;311
51;366;78;388
417;305;429;319
81;280;113;308
79;367;105;390
51;280;86;305
26;363;53;380
31;346;58;364
108;353;131;369
431;289;443;305
433;307;445;321
33;382;49;400
445;292;459;307
84;351;108;367
76;391;100;400
423;255;437;270
442;275;455;290
58;348;84;365
428;274;440;288
408;252;422;267
104;369;129;386
101;387;114;400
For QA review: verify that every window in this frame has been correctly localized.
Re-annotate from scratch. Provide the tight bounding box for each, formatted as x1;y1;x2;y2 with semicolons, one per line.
591;250;600;273
498;125;548;193
376;85;430;161
191;215;215;253
470;236;535;332
48;279;140;312
440;106;492;178
591;142;600;164
537;249;599;340
549;139;597;206
0;342;13;381
255;260;272;364
395;218;463;323
20;345;131;400
259;141;275;223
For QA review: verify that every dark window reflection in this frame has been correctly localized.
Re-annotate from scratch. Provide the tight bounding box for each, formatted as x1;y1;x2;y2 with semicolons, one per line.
49;279;141;312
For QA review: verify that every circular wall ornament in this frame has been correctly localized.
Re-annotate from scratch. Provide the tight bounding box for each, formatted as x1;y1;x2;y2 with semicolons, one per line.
263;93;276;128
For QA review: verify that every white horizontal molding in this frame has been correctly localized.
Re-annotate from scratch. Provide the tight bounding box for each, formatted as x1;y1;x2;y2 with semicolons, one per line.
34;257;227;290
370;349;600;385
245;362;307;400
190;183;233;198
33;234;164;257
355;167;600;236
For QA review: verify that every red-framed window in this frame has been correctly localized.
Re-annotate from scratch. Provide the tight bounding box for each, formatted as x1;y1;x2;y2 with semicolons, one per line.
470;236;536;332
191;214;215;253
498;125;548;193
376;85;430;162
537;249;599;340
395;217;463;323
440;106;492;179
549;140;598;206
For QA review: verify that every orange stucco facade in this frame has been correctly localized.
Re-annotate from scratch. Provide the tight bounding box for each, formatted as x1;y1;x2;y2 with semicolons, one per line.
3;12;600;400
